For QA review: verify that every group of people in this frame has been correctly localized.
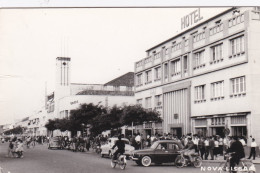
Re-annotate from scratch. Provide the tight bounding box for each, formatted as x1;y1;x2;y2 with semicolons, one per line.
6;137;24;158
127;132;258;161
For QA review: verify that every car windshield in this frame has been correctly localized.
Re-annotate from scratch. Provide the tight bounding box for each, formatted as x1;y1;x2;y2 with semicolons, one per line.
150;141;159;149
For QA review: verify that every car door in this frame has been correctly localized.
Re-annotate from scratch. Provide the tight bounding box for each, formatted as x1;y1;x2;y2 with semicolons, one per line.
167;143;179;162
153;142;169;163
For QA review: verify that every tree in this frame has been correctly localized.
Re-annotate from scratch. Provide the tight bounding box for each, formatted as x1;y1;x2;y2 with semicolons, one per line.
45;119;57;136
69;103;107;135
121;105;162;126
4;126;25;135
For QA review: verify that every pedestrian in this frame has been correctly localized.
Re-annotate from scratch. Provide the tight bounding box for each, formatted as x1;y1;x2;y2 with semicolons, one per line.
204;137;210;160
85;135;91;151
248;138;257;160
198;137;205;159
218;136;223;156
193;135;199;153
6;140;14;157
15;139;24;158
214;136;219;159
209;136;215;160
135;133;141;150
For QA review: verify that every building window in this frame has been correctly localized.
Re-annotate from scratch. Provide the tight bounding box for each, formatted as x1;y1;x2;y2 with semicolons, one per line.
209;23;223;36
183;56;188;73
145;70;152;84
230;76;246;96
136;60;143;67
136;99;143;106
230;35;245;57
165;48;170;56
126;86;132;91
172;42;182;51
211;44;223;63
228;13;244;28
193;32;205;43
193;50;205;69
65;110;69;119
211;81;224;100
154;66;161;81
185;39;189;47
155;95;162;107
145;97;152;110
136;73;143;87
154;52;161;60
144;56;152;64
170;59;181;76
195;85;206;103
114;86;120;91
164;63;169;79
211;117;225;125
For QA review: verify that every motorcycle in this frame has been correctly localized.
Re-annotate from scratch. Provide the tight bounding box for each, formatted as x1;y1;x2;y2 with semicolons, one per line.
110;153;127;170
175;149;202;168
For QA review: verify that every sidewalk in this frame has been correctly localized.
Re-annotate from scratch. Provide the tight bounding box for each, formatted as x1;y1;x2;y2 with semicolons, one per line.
203;155;260;164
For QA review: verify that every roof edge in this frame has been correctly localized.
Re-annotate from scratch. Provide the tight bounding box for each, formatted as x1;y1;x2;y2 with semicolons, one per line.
145;7;236;52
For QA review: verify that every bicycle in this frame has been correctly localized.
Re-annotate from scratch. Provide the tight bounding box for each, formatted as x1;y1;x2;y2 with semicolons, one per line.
218;152;256;173
110;151;127;170
175;149;203;168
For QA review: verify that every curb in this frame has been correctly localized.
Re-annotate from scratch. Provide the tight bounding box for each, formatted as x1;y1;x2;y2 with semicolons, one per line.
203;160;260;164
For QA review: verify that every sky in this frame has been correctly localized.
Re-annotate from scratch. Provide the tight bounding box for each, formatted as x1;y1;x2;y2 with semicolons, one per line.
0;5;232;125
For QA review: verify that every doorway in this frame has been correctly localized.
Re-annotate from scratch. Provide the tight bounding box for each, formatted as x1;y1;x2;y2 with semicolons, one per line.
170;128;182;138
212;127;225;137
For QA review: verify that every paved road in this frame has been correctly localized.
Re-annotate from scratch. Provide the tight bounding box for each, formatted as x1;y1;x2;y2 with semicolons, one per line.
0;143;258;173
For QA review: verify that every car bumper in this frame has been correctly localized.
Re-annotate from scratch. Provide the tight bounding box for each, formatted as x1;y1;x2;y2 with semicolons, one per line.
129;156;139;161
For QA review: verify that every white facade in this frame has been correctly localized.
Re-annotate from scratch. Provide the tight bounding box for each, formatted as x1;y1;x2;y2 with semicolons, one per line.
134;7;260;141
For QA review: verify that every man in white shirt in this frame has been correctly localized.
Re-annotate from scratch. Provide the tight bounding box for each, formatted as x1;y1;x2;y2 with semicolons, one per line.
204;137;210;160
135;133;141;149
248;138;257;160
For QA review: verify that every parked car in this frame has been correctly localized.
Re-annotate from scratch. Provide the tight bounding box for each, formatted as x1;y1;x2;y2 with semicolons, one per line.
48;137;62;149
130;140;183;167
100;137;134;159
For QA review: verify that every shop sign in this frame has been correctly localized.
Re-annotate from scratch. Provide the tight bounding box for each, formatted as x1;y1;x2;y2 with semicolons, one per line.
181;8;203;30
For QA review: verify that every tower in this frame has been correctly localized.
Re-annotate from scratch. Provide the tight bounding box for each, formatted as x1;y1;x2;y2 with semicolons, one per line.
54;57;71;118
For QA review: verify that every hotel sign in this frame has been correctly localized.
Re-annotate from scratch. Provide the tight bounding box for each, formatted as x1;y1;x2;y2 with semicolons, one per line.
181;8;203;30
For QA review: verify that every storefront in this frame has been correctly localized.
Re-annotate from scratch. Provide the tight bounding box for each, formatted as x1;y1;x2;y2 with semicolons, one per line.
193;113;249;137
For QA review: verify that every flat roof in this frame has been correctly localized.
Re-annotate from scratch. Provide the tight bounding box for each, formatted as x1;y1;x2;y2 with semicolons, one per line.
145;7;235;52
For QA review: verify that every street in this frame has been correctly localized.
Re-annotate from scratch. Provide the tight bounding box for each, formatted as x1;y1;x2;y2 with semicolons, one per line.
0;143;258;173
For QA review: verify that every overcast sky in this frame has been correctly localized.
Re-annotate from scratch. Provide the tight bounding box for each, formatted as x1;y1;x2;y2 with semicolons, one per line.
0;6;231;125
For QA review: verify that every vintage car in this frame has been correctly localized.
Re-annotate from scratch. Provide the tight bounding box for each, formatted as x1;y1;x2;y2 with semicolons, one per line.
100;137;135;158
130;140;183;167
48;136;62;149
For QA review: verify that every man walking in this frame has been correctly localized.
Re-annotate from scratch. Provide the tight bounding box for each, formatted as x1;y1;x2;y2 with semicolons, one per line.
248;138;257;160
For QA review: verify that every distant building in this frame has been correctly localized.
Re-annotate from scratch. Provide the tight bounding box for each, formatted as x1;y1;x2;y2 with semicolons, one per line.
134;7;260;141
44;57;135;136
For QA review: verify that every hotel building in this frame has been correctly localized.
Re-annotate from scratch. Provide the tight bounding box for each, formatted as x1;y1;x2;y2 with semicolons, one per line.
134;7;260;141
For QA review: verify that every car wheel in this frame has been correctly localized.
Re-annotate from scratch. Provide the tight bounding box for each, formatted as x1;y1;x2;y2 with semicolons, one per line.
135;160;142;166
101;154;104;158
141;156;152;167
109;151;113;159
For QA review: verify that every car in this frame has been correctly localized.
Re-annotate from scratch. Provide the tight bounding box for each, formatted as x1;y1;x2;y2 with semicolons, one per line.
48;136;62;149
130;140;183;167
100;137;135;159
